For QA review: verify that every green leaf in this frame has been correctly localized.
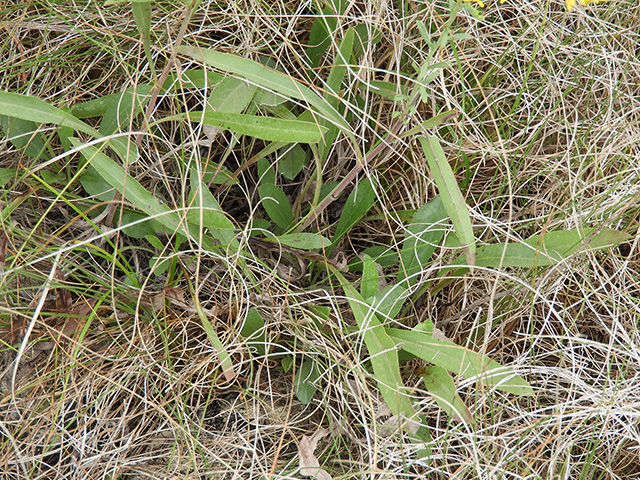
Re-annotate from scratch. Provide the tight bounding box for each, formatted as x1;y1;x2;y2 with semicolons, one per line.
258;183;294;230
195;301;235;382
187;110;327;143
398;196;448;287
100;84;153;136
332;177;377;246
80;165;117;202
349;246;398;272
332;269;417;425
71;95;116;118
400;111;458;138
360;254;380;299
317;27;354;161
368;80;409;101
422;366;474;424
281;355;293;373
474;228;631;268
188;167;238;248
387;328;534;396
131;1;153;75
177;46;349;133
0;168;17;186
419;136;475;267
0;91;136;163
368;282;412;322
295;359;319;405
0;116;50;160
160;69;223;94
149;254;172;276
279;144;308;180
202;162;238;185
70;138;213;250
209;75;257;113
276;232;331;250
240;308;266;358
121;210;166;238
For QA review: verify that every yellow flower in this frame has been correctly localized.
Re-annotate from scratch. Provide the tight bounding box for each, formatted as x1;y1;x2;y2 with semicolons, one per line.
461;0;485;7
566;0;603;10
462;0;604;9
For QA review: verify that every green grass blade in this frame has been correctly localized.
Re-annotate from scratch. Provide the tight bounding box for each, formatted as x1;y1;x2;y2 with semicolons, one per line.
187;111;327;143
419;136;475;267
387;328;534;396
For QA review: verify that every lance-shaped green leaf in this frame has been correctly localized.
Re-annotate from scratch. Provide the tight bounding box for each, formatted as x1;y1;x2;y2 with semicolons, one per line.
177;46;350;133
442;228;632;273
187;111;327;143
476;228;631;268
331;269;418;425
398;196;448;287
387;328;534;396
419;136;475;267
332;176;377;247
275;232;331;250
422;366;474;424
70;138;211;249
0;91;136;162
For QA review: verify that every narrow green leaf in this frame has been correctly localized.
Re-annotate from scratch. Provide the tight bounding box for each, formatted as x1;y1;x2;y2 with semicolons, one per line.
276;232;331;250
317;27;354;162
295;359;319;405
188;167;237;248
70;138;212;249
475;228;631;268
332;177;377;246
422;366;474;424
195;301;235;382
333;269;417;424
240;308;266;357
400;111;459;138
209;75;257;113
360;254;380;299
177;46;349;132
419;136;475;267
368;80;409;101
131;1;153;75
398;196;448;286
187;111;327;143
258;183;294;230
387;328;534;396
0;91;136;162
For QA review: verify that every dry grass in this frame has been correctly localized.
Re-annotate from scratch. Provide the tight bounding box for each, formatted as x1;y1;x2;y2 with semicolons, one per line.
1;0;640;479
